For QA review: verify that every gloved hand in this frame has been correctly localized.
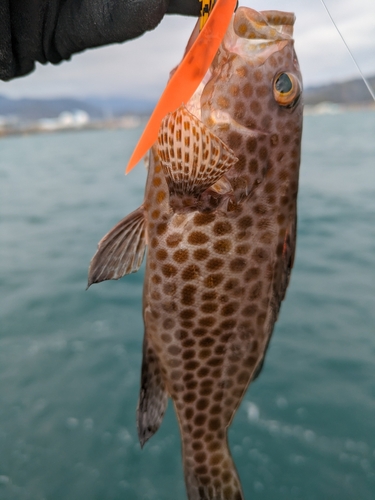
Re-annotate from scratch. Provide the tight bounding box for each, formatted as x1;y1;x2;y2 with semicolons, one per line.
0;0;201;81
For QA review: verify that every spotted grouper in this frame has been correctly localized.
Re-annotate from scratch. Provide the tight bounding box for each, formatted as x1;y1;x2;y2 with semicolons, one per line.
88;6;303;500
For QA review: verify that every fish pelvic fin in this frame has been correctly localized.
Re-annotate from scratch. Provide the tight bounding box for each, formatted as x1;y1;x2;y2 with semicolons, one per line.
180;431;243;500
137;334;168;448
87;206;146;287
157;106;237;197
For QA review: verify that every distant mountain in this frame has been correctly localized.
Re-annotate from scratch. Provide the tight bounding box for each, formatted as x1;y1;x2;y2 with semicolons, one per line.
0;94;156;121
304;75;375;105
0;95;103;121
83;96;156;117
1;74;373;123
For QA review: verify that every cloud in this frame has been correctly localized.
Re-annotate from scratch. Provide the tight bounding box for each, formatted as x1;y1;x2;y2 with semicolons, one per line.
0;0;374;99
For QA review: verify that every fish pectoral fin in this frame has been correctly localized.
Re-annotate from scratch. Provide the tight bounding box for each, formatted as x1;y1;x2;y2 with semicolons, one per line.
157;105;238;197
137;335;168;448
87;205;146;287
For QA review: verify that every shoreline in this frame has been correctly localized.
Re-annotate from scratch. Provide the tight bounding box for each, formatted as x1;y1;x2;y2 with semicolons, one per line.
0;104;374;138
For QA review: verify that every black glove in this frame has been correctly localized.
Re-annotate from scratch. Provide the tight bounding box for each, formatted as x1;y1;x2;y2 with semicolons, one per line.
0;0;201;81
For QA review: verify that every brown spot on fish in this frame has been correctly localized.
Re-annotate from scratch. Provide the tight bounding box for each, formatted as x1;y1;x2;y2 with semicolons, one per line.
185;360;199;371
244;267;260;282
163;318;176;329
259;146;267;161
237;216;253;230
161;333;172;343
220;319;236;330
241;304;258;317
213;221;232;236
213;239;232;254
156;190;166;203
180;309;196;320
173;248;189;263
250;100;261;115
248;158;259;174
206;258;224;271
242;82;253;97
187;379;198;390
151;274;161;284
256;85;268;98
217;95;230;109
199;317;216;327
270;134;279;147
156;249;168;260
252;247;268;262
236;66;248;78
193;212;215;226
166;233;183;248
183;392;197;403
163;282;177;295
181;264;200;281
199;337;215;348
234;101;245;120
227;131;243;150
201;303;218;315
168;344;181;355
181;285;197;306
156;222;167;235
246;137;257;153
162;263;178;277
194;414;207;426
202;292;217;302
229;258;247;273
162;301;177;313
221;302;240;316
193;328;208;337
188;231;210;245
235;244;250;255
204;273;224;288
193;248;209;261
260;231;273;244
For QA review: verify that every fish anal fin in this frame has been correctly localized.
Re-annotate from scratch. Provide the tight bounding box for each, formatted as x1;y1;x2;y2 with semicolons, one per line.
137;335;168;448
87;206;146;287
157;106;238;197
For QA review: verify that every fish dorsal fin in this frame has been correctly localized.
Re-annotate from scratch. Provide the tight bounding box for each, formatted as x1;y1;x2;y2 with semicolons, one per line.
157;106;237;196
87;206;146;287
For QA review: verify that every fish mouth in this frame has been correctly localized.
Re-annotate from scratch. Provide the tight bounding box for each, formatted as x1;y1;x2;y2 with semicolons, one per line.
222;7;295;66
234;7;295;41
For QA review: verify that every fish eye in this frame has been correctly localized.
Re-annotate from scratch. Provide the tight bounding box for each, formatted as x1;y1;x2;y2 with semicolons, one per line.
273;72;301;107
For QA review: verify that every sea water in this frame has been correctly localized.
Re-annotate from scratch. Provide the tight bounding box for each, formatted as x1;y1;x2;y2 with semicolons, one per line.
1;110;374;500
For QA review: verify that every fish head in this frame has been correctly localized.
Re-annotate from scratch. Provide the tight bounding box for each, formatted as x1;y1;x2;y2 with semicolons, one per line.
201;7;303;119
196;7;303;195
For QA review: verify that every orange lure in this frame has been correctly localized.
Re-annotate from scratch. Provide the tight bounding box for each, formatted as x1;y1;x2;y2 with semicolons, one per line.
125;0;237;173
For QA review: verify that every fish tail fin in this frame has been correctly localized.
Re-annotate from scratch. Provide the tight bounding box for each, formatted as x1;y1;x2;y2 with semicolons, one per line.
181;432;243;500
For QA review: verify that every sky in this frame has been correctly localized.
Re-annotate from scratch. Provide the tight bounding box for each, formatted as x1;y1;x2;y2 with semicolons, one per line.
0;0;374;100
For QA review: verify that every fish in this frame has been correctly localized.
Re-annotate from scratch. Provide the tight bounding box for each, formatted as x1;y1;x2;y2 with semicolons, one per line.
88;6;303;500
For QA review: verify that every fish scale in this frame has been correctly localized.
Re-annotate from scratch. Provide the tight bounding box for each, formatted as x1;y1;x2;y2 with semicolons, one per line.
88;6;303;500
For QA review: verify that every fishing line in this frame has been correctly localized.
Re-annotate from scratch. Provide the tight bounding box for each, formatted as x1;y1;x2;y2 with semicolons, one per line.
319;0;375;101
